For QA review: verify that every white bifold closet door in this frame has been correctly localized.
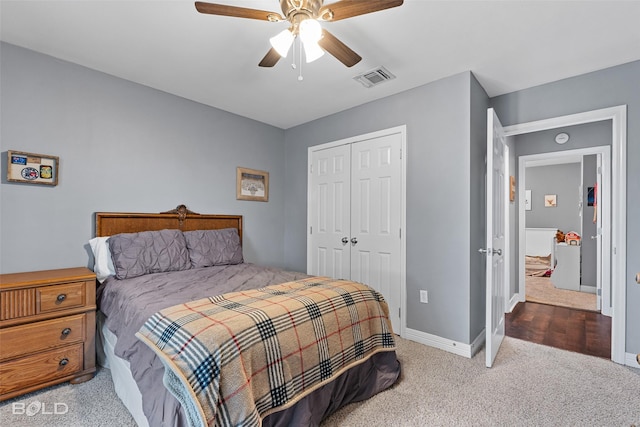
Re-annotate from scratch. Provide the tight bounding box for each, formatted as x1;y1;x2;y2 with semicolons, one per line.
308;133;402;333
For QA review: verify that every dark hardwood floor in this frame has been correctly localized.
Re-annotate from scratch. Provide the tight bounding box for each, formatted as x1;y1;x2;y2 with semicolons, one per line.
505;301;612;359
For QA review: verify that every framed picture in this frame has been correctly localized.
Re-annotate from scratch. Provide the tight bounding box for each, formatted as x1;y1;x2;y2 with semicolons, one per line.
7;150;59;186
236;167;269;202
509;176;516;201
544;194;557;207
587;186;595;206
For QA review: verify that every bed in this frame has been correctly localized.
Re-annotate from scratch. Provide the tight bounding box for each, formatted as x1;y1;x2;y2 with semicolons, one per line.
93;205;401;427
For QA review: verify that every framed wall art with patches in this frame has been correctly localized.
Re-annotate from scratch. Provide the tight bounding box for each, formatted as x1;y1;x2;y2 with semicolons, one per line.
7;150;59;186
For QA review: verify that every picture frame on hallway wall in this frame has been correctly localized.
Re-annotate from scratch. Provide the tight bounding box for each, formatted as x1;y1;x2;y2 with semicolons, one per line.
236;167;269;202
510;176;516;201
544;194;557;207
6;150;59;186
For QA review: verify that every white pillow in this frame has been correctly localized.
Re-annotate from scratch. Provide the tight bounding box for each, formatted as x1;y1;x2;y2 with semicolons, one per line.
89;236;116;283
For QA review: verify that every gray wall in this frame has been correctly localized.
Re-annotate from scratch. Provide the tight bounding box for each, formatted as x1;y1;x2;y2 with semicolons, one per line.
0;42;287;273
514;121;612;156
284;72;489;345
582;155;597;287
507;138;518;303
492;60;640;355
525;163;581;233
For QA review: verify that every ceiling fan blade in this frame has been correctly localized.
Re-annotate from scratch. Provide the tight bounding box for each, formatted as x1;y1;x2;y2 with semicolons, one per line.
319;0;403;21
195;2;283;21
318;29;362;67
258;48;282;67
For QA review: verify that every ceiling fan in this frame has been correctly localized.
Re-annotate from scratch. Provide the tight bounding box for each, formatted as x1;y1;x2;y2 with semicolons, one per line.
194;0;404;68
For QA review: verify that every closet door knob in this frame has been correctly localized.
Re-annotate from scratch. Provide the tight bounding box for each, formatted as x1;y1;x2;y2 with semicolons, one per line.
351;237;358;245
341;237;349;244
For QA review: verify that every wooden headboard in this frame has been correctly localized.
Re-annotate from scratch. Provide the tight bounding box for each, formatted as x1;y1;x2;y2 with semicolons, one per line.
95;204;243;243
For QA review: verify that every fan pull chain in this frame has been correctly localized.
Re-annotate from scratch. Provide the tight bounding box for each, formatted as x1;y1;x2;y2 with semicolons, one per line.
291;36;297;70
298;38;304;81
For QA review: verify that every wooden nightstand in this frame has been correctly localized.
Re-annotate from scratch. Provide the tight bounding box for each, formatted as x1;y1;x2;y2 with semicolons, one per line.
0;267;97;401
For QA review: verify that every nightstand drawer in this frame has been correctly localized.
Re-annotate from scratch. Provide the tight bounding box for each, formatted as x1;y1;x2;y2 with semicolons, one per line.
38;281;86;313
0;344;83;396
0;314;86;361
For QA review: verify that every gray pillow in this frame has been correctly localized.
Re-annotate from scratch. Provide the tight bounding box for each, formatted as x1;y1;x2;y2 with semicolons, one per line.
108;229;191;279
184;228;243;268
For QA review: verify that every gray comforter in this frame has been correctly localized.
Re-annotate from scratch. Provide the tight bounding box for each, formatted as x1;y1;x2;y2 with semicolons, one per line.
99;263;309;426
98;263;400;427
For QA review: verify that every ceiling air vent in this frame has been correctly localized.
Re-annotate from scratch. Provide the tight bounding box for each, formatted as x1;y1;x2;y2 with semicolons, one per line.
353;66;396;88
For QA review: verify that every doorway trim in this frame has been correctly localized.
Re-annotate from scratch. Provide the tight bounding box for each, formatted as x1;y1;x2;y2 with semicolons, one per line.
503;105;626;364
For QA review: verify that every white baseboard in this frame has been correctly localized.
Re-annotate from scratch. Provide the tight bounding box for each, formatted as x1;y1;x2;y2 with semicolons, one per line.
402;328;638;368
403;327;485;358
625;352;640;369
507;293;522;313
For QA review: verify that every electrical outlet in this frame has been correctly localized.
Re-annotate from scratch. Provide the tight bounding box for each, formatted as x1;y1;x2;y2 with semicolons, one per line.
419;290;428;304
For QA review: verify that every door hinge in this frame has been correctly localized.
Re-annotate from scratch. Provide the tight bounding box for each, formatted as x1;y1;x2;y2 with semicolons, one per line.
399;228;402;239
398;307;401;318
597;289;602;296
310;226;312;235
597;166;602;175
310;164;313;174
400;148;402;159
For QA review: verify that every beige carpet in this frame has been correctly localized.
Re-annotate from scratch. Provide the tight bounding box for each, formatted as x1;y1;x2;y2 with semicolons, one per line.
2;337;639;426
526;275;597;311
323;336;639;426
524;254;597;311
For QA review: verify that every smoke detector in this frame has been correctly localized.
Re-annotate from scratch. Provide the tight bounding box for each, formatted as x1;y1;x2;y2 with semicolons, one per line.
353;66;396;88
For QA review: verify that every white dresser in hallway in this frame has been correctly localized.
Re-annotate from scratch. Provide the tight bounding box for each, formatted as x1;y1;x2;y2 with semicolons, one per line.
551;244;580;291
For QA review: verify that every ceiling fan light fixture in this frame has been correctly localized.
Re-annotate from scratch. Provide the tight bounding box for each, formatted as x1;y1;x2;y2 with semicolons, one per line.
270;29;295;57
303;40;325;63
299;18;322;44
299;18;324;63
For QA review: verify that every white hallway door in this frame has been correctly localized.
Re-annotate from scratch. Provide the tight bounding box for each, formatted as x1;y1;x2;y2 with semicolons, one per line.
308;130;404;334
484;108;507;368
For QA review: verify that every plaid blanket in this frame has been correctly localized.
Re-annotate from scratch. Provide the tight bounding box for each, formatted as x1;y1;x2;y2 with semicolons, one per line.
136;276;396;427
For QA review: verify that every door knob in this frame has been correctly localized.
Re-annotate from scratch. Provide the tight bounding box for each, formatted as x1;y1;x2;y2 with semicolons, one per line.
341;237;349;244
591;235;598;240
478;248;502;256
351;237;358;245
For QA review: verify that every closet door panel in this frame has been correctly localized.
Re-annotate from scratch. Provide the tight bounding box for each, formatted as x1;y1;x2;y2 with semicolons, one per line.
351;134;402;332
309;145;351;279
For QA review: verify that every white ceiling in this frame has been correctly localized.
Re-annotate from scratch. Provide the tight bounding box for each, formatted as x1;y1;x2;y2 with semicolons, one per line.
2;1;639;129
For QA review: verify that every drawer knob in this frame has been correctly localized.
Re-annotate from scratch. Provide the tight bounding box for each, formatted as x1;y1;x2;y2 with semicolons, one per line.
59;358;69;367
56;294;67;303
61;327;72;336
